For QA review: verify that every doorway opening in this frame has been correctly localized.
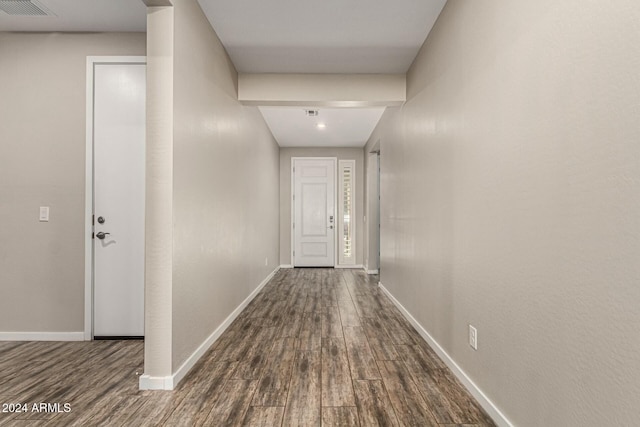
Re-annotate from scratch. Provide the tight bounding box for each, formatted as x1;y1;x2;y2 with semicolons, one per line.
366;146;381;275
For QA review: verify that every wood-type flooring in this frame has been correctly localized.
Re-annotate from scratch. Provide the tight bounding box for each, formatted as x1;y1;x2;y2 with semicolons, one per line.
0;268;495;426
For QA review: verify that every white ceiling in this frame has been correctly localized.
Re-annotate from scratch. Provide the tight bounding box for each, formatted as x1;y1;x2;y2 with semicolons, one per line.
198;0;446;146
1;1;446;74
0;0;146;32
259;107;385;148
1;0;447;148
198;0;447;74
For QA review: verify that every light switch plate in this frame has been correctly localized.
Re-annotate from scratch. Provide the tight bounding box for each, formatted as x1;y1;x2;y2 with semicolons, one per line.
39;206;49;222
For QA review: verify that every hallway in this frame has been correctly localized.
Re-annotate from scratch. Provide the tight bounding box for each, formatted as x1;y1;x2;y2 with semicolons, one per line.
0;268;494;426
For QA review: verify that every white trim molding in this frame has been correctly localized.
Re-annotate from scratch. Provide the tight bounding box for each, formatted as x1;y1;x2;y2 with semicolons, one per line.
0;332;84;341
280;264;294;269
334;264;364;269
378;282;514;427
139;266;281;390
138;375;173;390
365;269;379;274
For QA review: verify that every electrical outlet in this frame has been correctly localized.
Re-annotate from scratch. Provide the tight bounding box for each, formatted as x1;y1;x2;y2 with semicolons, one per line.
469;325;478;350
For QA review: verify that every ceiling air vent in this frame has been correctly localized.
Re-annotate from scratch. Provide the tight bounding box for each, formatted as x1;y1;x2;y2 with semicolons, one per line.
0;0;53;16
305;109;319;117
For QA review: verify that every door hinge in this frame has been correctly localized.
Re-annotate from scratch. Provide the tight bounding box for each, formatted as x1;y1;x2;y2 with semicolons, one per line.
293;222;295;229
92;214;95;226
293;194;295;201
293;166;295;173
293;250;295;256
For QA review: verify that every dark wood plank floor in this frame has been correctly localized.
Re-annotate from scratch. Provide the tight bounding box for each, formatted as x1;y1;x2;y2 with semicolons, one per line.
0;268;495;426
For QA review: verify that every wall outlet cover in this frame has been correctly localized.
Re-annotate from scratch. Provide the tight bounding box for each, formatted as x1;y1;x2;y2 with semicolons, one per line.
469;324;478;350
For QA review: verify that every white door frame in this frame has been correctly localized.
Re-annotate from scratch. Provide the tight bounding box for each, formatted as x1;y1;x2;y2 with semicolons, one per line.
84;56;146;340
291;157;337;267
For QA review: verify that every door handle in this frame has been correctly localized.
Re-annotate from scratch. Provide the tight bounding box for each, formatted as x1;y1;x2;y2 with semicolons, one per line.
328;225;334;229
96;231;111;240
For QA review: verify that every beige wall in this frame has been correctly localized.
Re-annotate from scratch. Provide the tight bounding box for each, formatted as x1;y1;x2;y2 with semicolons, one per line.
0;32;146;334
144;5;174;379
170;0;280;371
280;148;364;267
366;1;640;425
238;73;405;107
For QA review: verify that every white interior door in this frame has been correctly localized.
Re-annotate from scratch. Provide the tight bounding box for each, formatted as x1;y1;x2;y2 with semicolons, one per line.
293;158;336;267
93;62;145;337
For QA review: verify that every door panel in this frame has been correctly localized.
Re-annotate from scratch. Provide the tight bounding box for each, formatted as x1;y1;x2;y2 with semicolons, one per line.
93;63;145;337
294;159;335;267
301;242;328;257
301;183;328;236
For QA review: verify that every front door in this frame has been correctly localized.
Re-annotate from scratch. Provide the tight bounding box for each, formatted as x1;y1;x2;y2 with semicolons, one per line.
92;61;146;337
293;158;336;267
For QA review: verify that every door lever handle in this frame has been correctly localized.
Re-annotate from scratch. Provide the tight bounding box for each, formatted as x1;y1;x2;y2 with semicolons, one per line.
96;231;111;240
328;225;334;230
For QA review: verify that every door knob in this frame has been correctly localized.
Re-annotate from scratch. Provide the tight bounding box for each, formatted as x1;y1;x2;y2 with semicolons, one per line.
96;231;111;240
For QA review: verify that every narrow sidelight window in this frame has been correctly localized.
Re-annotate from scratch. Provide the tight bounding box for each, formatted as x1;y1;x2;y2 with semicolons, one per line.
339;160;355;265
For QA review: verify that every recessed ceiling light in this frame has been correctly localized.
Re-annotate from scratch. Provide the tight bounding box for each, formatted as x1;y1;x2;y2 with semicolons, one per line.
316;123;326;129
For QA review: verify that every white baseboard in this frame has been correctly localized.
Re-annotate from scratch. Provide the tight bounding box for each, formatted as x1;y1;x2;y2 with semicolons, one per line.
334;264;364;269
378;282;513;427
362;264;378;274
0;332;85;341
138;374;173;390
281;265;364;269
139;266;281;391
